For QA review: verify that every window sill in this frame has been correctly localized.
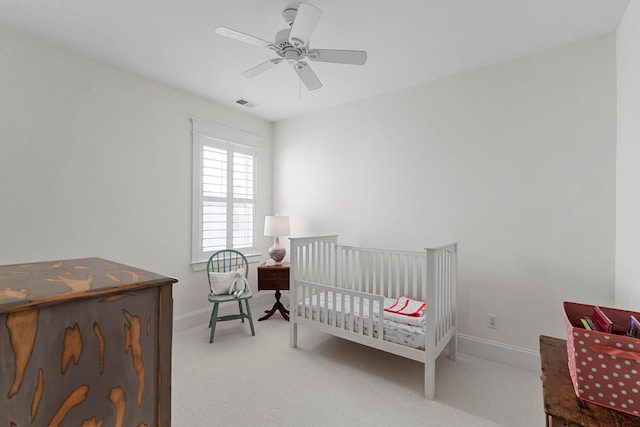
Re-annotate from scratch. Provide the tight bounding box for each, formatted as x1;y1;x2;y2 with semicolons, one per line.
191;252;264;272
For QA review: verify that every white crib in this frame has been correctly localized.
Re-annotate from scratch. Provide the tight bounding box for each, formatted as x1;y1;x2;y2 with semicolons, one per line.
289;235;458;399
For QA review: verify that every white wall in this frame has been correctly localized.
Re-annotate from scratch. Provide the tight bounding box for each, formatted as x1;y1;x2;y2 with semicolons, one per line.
274;35;617;353
0;25;273;326
616;2;640;309
0;22;621;359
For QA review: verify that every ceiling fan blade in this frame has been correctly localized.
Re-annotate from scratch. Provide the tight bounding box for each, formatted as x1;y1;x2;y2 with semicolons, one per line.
293;61;323;91
215;26;271;48
308;49;367;65
240;58;282;78
289;3;322;47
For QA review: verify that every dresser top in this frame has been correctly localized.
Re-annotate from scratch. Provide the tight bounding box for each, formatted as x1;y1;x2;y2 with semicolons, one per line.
0;257;177;313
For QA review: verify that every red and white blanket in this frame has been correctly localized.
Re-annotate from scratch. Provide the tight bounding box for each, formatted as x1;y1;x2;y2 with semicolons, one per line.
383;297;426;326
385;296;426;317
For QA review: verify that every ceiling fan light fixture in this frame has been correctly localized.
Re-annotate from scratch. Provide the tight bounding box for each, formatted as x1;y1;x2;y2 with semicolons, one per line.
284;50;299;64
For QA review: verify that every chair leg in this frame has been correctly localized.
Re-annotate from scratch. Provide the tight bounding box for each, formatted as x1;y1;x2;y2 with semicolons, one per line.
244;299;256;336
208;303;216;328
209;303;220;343
238;300;245;323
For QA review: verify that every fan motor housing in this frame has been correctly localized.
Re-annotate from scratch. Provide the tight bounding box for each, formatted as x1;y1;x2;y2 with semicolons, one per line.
275;28;305;63
275;28;291;48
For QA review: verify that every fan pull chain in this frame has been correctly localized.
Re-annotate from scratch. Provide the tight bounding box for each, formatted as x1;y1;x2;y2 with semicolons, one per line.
299;77;302;99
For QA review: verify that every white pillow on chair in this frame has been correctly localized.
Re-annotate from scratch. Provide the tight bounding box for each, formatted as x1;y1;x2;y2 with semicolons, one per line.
209;270;237;295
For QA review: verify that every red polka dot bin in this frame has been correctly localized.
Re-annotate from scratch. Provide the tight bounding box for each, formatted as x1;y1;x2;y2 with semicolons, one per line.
564;301;640;417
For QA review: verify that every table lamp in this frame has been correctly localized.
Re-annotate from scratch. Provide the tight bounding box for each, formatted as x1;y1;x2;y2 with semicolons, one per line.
264;215;290;264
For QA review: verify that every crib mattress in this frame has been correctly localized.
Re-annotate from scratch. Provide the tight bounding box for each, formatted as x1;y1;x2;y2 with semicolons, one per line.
298;292;426;350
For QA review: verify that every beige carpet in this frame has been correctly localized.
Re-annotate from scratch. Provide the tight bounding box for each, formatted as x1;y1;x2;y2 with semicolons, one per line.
172;303;544;426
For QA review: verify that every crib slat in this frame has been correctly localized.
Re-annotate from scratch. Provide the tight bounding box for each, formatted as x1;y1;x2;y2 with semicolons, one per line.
355;250;362;293
383;253;388;297
340;292;346;330
358;296;364;335
322;241;326;283
304;244;310;282
350;248;355;291
388;253;393;298
378;301;383;341
368;297;374;338
392;254;397;298
365;251;371;294
307;284;312;320
444;253;449;338
437;256;442;342
315;285;320;322
312;241;317;282
402;256;407;299
416;255;420;303
349;293;355;331
300;283;306;319
376;252;381;295
332;291;338;328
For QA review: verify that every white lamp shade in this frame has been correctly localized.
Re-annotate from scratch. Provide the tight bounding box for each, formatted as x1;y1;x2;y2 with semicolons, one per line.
264;215;290;236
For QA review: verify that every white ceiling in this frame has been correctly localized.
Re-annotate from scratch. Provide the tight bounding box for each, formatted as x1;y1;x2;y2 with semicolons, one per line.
0;0;630;122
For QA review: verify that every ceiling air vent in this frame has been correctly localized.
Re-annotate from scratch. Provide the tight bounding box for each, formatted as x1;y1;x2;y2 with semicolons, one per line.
233;98;258;108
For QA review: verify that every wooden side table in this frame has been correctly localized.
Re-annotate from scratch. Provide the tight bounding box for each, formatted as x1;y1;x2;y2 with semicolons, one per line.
539;335;640;427
257;263;290;321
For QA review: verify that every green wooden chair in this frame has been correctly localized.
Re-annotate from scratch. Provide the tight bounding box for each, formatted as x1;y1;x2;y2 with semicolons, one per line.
206;249;256;343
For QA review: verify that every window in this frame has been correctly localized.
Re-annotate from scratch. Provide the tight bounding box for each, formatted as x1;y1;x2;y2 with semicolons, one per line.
192;119;260;265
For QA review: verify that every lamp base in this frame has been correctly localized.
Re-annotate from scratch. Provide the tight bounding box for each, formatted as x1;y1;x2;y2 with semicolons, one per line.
268;236;286;263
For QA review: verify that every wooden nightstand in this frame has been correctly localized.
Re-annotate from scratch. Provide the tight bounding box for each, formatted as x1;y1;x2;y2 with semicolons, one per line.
257;263;290;321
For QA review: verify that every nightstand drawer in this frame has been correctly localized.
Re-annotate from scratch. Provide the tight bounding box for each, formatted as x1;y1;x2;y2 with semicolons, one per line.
258;278;288;291
257;264;290;291
258;268;289;281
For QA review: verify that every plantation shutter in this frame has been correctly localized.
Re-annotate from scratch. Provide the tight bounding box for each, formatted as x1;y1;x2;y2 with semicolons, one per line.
202;145;228;252
200;141;256;253
192;119;260;265
232;151;254;248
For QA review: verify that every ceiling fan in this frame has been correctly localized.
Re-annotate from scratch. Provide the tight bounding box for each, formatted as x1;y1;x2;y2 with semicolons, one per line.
215;2;367;91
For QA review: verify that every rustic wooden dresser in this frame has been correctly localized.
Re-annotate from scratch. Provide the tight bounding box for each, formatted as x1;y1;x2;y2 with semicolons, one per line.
0;257;177;426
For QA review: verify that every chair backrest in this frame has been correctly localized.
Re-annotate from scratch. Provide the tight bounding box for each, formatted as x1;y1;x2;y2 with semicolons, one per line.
207;250;249;292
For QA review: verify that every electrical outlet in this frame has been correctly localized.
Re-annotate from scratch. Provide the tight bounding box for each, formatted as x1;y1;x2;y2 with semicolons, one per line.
488;314;498;329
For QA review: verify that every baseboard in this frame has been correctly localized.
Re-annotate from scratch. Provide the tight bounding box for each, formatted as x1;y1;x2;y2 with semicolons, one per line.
174;308;540;372
457;334;540;372
173;292;273;332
